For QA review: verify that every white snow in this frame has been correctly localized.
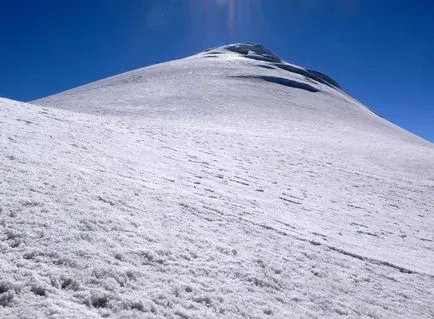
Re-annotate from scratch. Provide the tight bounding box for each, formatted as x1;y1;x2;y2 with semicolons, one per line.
1;43;433;318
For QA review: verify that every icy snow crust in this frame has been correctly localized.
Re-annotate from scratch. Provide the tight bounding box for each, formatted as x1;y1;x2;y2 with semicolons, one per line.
1;43;433;318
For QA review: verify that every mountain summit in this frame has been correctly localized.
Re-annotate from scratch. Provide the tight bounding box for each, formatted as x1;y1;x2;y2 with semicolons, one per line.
34;42;425;145
1;44;433;318
35;42;347;117
212;43;341;89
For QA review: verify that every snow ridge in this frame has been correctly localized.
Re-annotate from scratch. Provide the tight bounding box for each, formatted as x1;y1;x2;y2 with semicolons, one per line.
206;43;341;89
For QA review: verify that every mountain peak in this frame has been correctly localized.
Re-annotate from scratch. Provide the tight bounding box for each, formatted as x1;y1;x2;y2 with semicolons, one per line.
204;43;341;89
205;42;283;63
2;39;433;319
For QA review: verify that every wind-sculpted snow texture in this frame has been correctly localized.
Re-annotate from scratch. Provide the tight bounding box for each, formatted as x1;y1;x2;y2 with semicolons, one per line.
1;43;433;318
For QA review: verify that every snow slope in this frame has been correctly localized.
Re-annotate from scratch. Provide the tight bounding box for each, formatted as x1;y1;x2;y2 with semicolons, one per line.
1;43;433;318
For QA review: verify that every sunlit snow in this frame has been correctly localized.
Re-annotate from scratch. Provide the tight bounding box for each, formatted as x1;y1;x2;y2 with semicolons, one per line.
1;43;433;318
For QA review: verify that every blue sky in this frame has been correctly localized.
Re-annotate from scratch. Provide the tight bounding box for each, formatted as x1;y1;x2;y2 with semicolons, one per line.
1;0;433;141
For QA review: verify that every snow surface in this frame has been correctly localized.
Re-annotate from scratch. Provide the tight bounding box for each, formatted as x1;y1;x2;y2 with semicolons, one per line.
1;43;433;318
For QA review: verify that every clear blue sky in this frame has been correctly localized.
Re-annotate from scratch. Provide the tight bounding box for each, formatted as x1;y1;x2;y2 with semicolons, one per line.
1;0;433;142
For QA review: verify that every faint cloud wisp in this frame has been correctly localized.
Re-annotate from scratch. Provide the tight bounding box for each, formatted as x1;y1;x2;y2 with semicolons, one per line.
192;0;260;35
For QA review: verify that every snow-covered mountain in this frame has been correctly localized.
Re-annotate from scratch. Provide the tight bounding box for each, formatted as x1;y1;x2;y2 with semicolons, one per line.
1;43;433;318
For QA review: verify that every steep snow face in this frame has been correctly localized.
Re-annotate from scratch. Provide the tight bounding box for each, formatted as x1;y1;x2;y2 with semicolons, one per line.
34;43;416;143
34;43;430;153
1;44;433;318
